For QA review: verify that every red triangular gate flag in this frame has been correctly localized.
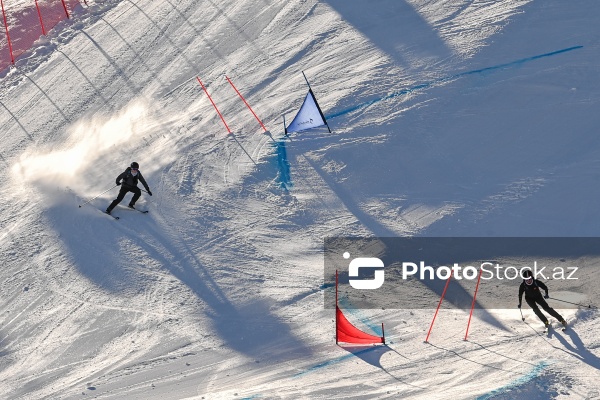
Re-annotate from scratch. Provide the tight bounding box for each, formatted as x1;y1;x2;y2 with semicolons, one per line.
336;306;385;344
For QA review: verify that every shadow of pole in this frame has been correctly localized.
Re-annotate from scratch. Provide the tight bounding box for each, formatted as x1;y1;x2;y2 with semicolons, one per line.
230;133;258;166
426;341;525;375
0;99;34;142
202;0;270;60
19;72;70;122
79;30;140;95
98;16;168;90
57;49;109;105
125;0;216;73
468;340;538;367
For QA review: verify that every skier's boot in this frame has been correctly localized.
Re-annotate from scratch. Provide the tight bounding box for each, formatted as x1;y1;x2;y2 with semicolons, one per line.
128;203;135;209
544;320;551;329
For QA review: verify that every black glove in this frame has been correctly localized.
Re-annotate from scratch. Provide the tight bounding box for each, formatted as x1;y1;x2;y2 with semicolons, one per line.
116;182;121;186
518;303;521;309
148;190;153;196
544;293;549;299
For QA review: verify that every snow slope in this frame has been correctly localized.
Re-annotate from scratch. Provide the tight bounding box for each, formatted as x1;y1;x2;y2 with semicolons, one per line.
1;0;599;398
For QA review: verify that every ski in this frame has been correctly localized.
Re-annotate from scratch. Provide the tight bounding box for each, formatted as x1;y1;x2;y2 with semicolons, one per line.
101;209;120;220
118;205;148;214
542;323;567;334
537;320;568;334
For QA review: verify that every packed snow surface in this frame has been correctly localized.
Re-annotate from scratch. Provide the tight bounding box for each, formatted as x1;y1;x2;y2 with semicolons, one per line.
0;0;599;398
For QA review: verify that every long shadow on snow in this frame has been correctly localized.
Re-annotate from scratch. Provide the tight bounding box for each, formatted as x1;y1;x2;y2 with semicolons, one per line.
47;198;310;360
553;328;600;371
0;99;34;142
301;154;509;331
323;0;453;71
46;201;140;293
136;207;313;360
123;0;225;90
304;150;600;331
287;3;591;241
0;328;13;375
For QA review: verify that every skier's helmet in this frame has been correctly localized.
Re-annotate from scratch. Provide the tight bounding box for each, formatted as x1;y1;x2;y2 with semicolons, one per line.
131;162;139;169
522;269;534;285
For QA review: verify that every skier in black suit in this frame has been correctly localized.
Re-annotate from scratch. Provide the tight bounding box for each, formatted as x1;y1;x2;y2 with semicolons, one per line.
106;162;152;214
518;269;567;329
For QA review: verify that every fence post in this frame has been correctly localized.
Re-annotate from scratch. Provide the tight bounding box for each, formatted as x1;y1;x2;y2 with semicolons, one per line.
61;0;70;18
35;0;47;35
0;0;14;64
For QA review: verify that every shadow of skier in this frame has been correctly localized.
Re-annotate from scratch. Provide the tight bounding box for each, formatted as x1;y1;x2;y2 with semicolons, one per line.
554;328;600;371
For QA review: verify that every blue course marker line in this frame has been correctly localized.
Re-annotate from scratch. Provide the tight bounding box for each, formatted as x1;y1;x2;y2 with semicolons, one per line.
272;140;292;190
328;46;583;120
475;361;550;400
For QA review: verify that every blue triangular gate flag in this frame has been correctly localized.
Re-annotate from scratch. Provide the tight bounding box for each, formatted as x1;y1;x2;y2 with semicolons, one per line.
286;90;329;134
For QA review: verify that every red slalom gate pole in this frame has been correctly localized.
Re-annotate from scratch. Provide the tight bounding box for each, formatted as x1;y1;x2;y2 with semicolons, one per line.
335;270;339;344
464;268;483;341
197;77;232;134
35;0;46;35
0;0;14;64
425;274;452;343
61;0;70;18
225;75;267;132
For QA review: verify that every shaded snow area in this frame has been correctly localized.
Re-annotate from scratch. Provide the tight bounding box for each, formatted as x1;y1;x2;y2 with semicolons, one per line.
1;0;600;399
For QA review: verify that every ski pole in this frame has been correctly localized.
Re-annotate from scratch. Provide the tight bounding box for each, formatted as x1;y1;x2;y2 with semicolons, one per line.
548;296;596;309
519;307;524;321
78;184;118;208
